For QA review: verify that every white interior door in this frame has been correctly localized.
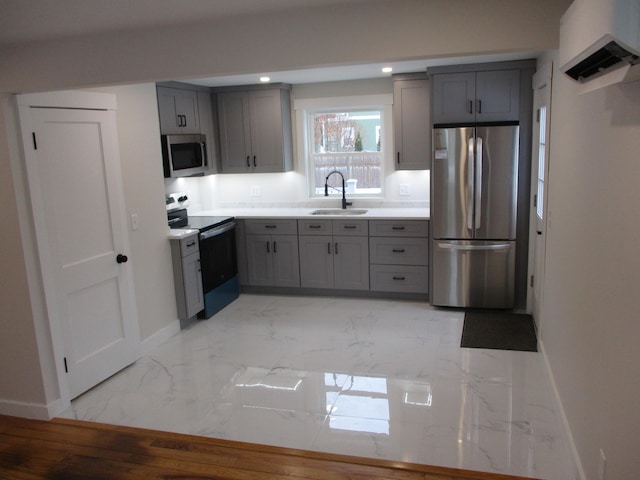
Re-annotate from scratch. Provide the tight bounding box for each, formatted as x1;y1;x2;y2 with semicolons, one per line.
528;64;553;325
18;94;140;399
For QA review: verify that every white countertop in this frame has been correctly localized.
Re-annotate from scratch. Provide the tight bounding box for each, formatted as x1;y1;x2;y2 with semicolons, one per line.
168;228;199;240
191;207;430;220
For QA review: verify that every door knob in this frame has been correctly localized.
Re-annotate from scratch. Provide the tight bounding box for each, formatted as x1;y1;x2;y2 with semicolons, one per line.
116;254;128;264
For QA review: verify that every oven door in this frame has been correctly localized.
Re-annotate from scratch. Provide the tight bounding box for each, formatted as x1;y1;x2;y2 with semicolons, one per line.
199;222;238;293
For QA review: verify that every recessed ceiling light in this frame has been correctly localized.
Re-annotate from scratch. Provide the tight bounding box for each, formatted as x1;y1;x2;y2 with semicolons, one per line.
260;76;271;83
382;67;393;73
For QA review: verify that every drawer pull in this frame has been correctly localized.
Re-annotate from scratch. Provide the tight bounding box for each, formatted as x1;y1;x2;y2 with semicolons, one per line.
309;225;322;229
392;248;406;253
265;225;277;229
392;226;405;230
343;225;356;229
393;276;406;281
186;242;196;247
328;242;331;254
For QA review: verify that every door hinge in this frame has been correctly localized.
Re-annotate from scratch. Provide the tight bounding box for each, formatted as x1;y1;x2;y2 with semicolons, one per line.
533;193;537;208
32;132;38;150
530;275;534;287
536;108;540;123
63;357;68;373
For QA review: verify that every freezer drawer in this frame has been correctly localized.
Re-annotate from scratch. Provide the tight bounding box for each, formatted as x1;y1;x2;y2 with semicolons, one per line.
431;240;515;308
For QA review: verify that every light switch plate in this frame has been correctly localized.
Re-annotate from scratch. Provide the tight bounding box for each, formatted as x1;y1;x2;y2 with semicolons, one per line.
251;185;261;197
399;184;410;196
131;213;139;231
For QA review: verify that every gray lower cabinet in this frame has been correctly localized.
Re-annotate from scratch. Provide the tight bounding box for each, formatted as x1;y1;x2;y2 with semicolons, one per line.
170;233;204;319
245;219;299;287
298;219;369;291
369;220;429;294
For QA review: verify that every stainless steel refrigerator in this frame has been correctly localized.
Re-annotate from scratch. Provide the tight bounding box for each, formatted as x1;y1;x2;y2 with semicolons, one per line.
431;124;519;309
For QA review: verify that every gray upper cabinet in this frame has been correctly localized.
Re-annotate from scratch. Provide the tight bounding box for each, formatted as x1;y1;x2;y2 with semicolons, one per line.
157;86;201;134
432;69;520;124
217;85;293;173
196;90;218;174
393;75;431;170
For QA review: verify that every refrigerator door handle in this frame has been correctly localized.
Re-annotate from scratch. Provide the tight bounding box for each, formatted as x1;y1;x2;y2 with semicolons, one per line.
475;137;483;231
438;242;512;251
467;137;475;231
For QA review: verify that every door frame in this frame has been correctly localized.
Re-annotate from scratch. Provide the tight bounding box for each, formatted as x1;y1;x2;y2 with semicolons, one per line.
15;90;139;410
526;63;553;325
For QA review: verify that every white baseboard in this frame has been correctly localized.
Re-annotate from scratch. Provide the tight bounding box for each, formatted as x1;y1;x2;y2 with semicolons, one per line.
0;397;65;420
140;319;181;356
539;339;587;480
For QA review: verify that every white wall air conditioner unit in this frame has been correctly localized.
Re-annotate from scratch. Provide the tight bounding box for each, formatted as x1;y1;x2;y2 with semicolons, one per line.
559;0;640;92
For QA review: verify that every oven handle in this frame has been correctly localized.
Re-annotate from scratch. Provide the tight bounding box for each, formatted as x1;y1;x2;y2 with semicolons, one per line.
199;221;237;240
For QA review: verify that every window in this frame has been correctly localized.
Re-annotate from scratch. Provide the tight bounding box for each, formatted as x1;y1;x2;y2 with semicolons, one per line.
295;94;391;198
536;105;547;221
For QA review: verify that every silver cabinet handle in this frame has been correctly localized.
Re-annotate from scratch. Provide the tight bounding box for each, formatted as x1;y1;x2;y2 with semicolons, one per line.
467;137;474;231
475;136;483;231
438;243;511;251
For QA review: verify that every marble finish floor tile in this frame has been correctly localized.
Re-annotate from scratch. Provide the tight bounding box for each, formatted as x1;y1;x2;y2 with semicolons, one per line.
60;294;576;479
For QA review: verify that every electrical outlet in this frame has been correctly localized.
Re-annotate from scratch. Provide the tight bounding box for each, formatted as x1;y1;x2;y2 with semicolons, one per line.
399;184;410;196
250;185;261;197
598;449;607;480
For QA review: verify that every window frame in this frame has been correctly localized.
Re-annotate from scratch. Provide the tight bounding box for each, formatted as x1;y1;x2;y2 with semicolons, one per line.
294;94;393;199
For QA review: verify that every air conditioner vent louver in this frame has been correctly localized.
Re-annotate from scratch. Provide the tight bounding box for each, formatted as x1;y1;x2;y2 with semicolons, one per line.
565;41;640;82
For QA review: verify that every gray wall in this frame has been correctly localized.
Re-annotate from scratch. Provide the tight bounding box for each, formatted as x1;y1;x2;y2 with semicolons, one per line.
540;54;640;479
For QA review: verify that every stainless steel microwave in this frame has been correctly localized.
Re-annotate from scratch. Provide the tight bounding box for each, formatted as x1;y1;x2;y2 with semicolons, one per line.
161;134;208;178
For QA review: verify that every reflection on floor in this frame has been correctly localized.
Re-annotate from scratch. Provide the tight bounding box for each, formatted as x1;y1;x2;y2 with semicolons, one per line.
60;294;576;479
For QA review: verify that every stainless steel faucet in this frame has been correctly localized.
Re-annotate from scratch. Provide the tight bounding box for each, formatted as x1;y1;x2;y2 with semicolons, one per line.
324;170;352;209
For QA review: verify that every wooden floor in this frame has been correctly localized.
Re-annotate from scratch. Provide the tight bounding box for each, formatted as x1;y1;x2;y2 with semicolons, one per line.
0;415;539;480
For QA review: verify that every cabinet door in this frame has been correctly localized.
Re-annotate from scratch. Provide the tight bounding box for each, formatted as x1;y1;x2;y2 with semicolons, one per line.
174;90;200;134
299;235;334;289
157;87;200;134
475;70;520;122
218;91;252;173
182;251;204;318
432;72;475;124
333;236;369;291
249;89;284;172
271;235;300;287
393;79;431;170
246;234;273;286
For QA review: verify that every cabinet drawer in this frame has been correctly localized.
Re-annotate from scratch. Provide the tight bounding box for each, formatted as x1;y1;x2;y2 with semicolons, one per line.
179;234;200;257
298;219;332;235
333;219;368;236
369;237;428;265
370;265;428;293
245;219;298;235
369;220;429;237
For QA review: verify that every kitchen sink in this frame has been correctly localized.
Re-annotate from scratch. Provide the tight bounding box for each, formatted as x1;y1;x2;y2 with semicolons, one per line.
310;209;368;215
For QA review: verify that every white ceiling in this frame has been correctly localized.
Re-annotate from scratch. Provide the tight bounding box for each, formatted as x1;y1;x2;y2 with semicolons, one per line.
0;0;537;87
0;0;372;46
